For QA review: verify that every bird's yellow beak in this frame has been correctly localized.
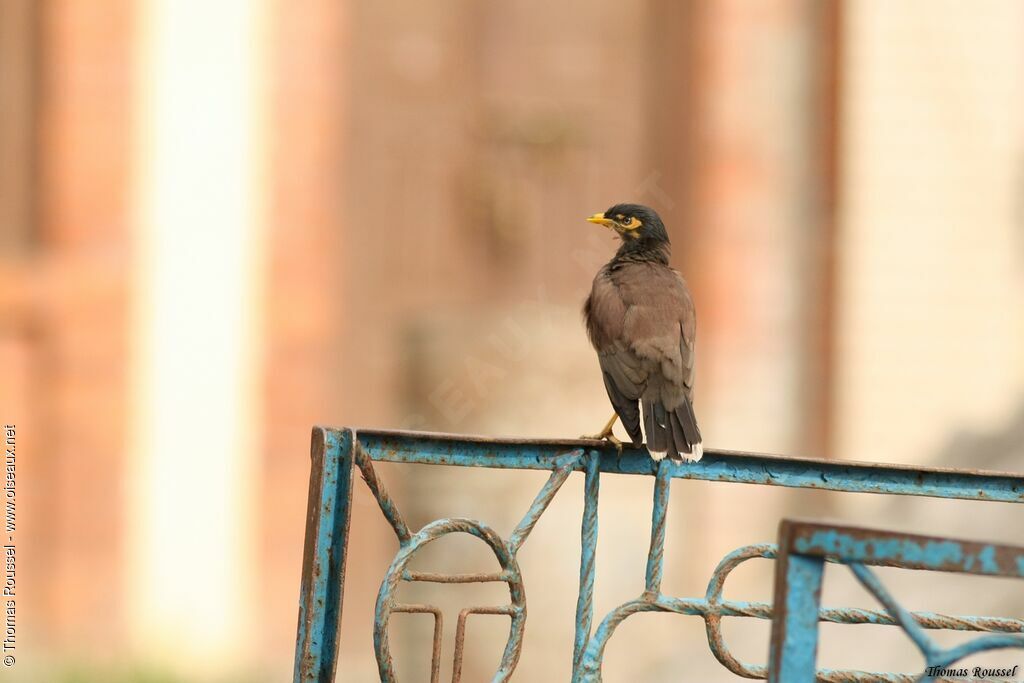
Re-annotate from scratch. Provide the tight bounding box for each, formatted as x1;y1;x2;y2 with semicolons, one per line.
586;213;613;227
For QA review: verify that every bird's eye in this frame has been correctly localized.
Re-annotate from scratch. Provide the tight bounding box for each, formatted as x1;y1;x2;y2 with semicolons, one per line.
622;217;637;228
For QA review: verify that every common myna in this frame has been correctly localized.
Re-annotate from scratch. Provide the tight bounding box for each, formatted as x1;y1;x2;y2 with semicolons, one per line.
581;203;703;461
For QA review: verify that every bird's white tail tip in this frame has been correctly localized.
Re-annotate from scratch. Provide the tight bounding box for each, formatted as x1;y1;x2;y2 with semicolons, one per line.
647;444;703;462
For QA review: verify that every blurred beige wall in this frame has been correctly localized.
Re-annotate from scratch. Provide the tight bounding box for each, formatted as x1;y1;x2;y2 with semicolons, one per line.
837;0;1024;468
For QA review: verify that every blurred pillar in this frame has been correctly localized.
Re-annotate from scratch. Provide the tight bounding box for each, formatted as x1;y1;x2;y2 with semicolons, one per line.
0;0;36;251
259;0;349;677
0;0;43;656
130;0;266;671
646;0;841;459
34;0;135;660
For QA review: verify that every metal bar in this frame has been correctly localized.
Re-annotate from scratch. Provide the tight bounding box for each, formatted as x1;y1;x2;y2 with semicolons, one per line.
848;562;937;659
349;428;1024;503
849;560;1024;675
928;633;1024;672
293;427;356;683
354;441;412;544
697;597;1024;633
577;594;1024;639
571;451;601;681
508;451;583;556
644;460;672;595
769;555;825;682
605;592;1024;630
658;595;1024;633
402;570;507;584
578;591;1024;683
786;521;1024;577
392;604;444;683
769;524;825;683
451;606;517;683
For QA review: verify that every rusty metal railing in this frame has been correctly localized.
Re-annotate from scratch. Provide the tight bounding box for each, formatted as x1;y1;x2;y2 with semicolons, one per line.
769;521;1024;682
293;427;1024;682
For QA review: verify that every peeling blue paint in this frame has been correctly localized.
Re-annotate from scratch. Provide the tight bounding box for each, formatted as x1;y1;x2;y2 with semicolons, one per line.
792;529;1021;577
772;521;1024;682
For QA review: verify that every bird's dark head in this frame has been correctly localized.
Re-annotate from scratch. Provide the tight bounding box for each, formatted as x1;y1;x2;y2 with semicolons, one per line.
586;203;670;261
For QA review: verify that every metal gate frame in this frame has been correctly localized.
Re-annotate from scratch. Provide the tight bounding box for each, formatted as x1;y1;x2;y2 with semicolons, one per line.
293;427;1024;682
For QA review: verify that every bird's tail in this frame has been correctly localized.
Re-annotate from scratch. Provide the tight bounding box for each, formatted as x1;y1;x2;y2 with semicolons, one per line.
642;398;702;462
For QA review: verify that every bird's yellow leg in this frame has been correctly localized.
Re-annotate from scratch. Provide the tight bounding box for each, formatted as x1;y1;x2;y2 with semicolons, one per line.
580;413;624;454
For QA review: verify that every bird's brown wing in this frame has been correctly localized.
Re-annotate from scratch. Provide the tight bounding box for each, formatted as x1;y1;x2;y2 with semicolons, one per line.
585;267;644;443
597;341;645;443
587;263;701;458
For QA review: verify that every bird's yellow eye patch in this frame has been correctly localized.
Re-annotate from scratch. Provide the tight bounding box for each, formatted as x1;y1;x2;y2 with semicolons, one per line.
586;212;642;231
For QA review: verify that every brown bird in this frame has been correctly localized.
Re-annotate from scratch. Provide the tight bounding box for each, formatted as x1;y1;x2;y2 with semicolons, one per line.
581;203;702;461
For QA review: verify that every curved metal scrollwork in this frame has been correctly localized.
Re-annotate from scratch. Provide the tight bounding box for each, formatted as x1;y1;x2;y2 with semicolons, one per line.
373;518;527;681
360;442;585;682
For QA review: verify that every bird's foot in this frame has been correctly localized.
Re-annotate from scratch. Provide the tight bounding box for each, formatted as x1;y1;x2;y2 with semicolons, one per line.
579;430;624;456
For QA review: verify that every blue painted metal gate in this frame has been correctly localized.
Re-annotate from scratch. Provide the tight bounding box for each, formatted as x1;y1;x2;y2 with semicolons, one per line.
293;427;1024;682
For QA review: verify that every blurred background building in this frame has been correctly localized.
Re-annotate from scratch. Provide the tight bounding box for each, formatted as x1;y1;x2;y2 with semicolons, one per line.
0;0;1022;681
